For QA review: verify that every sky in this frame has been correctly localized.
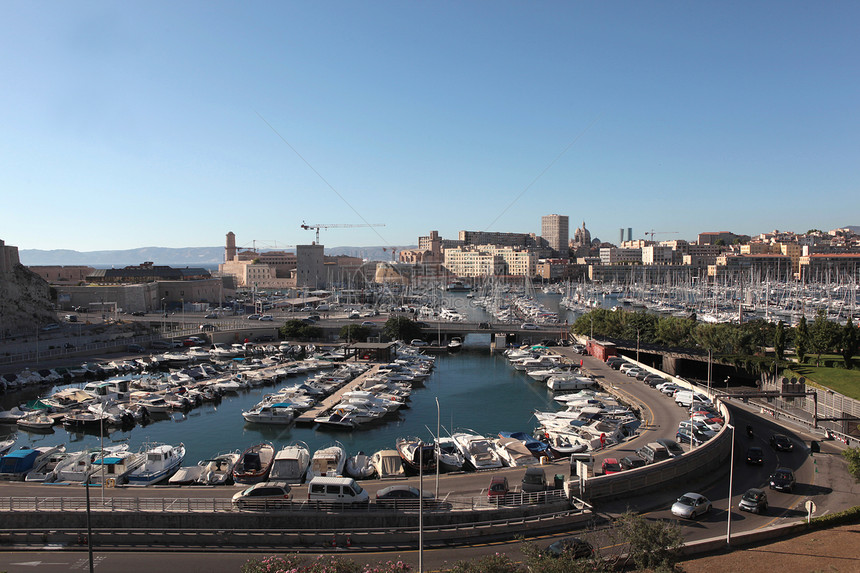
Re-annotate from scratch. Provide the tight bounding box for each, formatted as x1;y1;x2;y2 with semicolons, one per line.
2;1;859;253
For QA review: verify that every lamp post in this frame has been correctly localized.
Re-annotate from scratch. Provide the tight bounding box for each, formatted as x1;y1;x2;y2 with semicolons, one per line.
435;397;440;499
636;327;640;363
418;443;424;573
725;421;736;545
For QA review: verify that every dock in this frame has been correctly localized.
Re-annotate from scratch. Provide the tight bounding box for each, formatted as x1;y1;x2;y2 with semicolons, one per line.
294;364;382;425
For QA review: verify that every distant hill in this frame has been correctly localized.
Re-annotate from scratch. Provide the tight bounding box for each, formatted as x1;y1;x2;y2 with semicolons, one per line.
19;245;417;266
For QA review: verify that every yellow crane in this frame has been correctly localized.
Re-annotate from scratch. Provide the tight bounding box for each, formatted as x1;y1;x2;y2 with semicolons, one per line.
300;222;385;244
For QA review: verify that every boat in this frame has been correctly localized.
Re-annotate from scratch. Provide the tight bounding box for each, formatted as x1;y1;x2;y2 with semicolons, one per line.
0;437;16;456
498;431;554;459
232;442;275;485
268;442;310;484
446;281;471;292
16;412;56;431
305;442;347;481
241;402;296;425
434;436;465;473
345;450;375;480
447;337;463;353
451;430;503;471
494;437;539;467
396;437;436;474
167;465;204;485
25;448;72;482
195;451;241;485
127;443;186;485
546;374;596;392
51;445;129;483
87;449;145;486
0;445;64;481
370;449;405;478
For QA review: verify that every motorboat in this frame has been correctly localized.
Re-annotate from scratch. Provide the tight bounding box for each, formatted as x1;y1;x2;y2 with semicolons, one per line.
370;449;405;478
25;448;72;482
447;337;463;353
232;442;275;485
396;437;436;474
434;436;465;473
87;449;145;486
195;451;241;486
168;465;204;485
62;410;110;431
494;437;539;467
268;442;310;484
242;402;296;425
50;445;129;483
498;431;554;459
16;411;55;431
127;443;186;485
546;374;596;392
451;430;503;471
0;438;16;456
305;442;347;481
345;450;375;480
0;407;28;424
0;445;64;481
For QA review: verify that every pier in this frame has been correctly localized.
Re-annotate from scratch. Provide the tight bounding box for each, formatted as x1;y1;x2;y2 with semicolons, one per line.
294;364;382;425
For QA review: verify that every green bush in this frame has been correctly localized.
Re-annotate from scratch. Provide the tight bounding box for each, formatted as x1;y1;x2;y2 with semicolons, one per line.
809;504;860;528
242;554;411;573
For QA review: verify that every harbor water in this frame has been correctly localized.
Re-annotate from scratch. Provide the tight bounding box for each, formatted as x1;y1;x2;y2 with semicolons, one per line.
1;351;565;467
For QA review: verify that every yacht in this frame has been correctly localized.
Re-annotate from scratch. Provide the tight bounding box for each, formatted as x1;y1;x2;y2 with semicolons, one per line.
127;443;186;485
305;442;346;481
88;449;145;486
434;436;465;473
268;442;310;484
451;430;503;471
494;437;539;467
241;403;296;425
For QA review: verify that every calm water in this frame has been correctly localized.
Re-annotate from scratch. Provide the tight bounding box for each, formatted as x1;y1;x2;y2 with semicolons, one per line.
1;351;564;464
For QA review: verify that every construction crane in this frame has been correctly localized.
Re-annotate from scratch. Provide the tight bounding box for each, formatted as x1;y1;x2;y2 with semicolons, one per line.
382;246;407;262
300;222;385;244
645;230;679;241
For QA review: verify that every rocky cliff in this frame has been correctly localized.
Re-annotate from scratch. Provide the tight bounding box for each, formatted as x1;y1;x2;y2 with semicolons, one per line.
0;263;57;337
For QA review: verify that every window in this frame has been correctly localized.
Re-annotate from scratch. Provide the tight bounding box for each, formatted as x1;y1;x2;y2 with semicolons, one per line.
326;485;340;494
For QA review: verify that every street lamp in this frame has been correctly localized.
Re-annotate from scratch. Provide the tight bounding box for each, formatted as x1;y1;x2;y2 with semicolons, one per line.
636;327;640;363
725;421;736;545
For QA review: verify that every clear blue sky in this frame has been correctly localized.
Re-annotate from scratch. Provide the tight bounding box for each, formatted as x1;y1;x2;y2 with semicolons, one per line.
3;1;858;252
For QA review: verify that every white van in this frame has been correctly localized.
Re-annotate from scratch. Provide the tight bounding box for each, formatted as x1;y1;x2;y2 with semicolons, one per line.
675;390;711;408
307;476;369;505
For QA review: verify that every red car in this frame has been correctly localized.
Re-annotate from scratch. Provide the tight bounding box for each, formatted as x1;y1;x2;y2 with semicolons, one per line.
601;458;623;475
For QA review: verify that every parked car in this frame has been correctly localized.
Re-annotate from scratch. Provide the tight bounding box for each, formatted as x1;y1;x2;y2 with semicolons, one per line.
738;488;768;514
130;311;146;316
199;324;218;332
183;336;206;346
770;433;794;452
232;481;292;510
676;427;707;447
64;314;78;322
769;468;796;492
745;446;764;465
410;339;428;347
644;375;667;387
521;466;548;493
636;442;670;465
259;315;274;321
375;485;434;507
478;322;491;329
247;315;261;320
606;357;624;369
150;340;172;350
601;458;622;475
619;363;637;374
625;368;643;378
671;492;711;519
487;476;510;502
655;438;685;458
520;323;539;330
620;455;647;470
545;537;593;559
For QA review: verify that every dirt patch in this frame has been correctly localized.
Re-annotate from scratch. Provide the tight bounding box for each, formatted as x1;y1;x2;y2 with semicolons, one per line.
679;524;860;573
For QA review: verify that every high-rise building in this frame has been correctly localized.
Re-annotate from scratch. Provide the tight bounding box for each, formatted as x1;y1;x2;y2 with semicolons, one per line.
541;214;569;257
225;232;237;262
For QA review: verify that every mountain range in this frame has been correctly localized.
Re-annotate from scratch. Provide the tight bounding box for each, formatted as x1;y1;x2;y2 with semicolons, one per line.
19;246;415;267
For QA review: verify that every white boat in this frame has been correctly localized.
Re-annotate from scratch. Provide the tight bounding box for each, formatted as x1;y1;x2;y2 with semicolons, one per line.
268;442;310;484
127;443;186;485
242;403;296;425
370;449;405;478
494;437;539;467
434;436;465;473
16;411;55;431
451;430;503;471
0;407;28;424
51;445;129;483
305;442;346;481
345;450;375;479
25;448;71;482
0;438;16;456
167;465;204;485
88;449;145;486
195;451;241;485
546;374;596;392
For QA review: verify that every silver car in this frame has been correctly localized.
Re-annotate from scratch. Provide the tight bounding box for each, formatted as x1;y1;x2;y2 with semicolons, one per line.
671;492;711;519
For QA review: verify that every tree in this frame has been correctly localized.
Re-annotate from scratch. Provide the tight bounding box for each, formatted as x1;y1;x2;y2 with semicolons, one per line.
810;310;840;366
839;320;858;369
795;316;809;364
382;316;423;342
654;316;695;348
280;319;322;341
843;447;860;482
340;324;371;342
773;320;786;361
611;511;683;572
714;238;726;246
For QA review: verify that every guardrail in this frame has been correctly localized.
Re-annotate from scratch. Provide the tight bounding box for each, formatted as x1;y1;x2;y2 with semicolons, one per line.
0;489;570;514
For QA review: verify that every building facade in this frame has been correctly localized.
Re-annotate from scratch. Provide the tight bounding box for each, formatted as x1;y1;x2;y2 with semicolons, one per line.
541;214;569;257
